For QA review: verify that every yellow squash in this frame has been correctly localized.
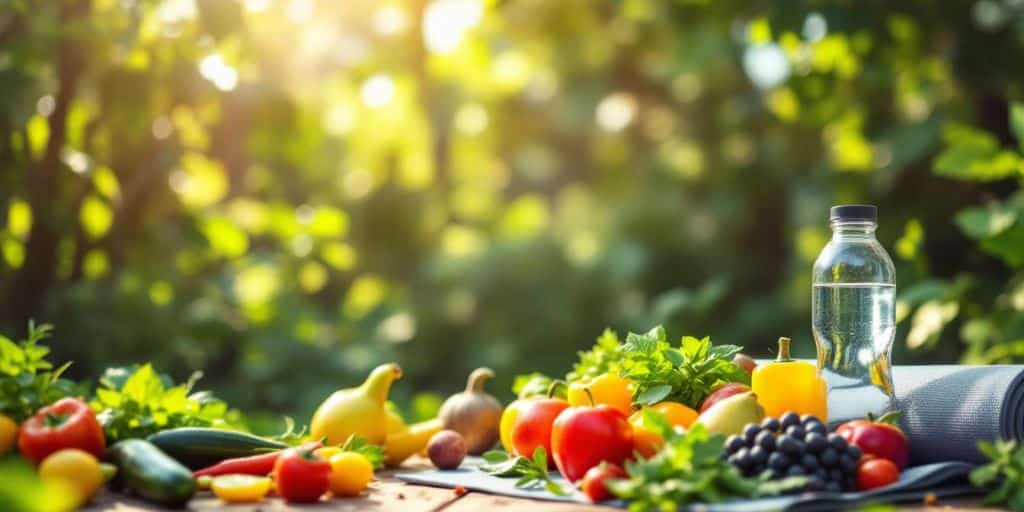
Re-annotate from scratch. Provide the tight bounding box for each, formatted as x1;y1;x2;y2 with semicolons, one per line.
311;363;403;445
384;418;443;466
751;337;828;421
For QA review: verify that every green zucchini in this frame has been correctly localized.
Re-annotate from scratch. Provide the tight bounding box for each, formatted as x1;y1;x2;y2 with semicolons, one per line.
147;427;288;469
106;439;196;507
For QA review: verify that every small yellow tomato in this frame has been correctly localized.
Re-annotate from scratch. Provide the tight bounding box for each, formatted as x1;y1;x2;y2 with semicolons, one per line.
38;449;102;508
328;452;374;497
315;446;343;460
0;414;15;455
211;474;272;503
568;373;634;417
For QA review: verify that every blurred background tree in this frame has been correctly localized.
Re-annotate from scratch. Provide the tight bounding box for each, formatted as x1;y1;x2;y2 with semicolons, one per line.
1;0;1023;428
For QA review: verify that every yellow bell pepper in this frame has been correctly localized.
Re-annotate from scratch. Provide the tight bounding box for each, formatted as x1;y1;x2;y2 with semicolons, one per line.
567;373;634;417
751;337;828;421
500;399;529;454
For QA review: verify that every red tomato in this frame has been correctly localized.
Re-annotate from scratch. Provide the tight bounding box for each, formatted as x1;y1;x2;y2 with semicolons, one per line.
836;412;909;469
580;463;627;502
856;458;900;491
18;398;105;464
510;398;569;467
551;404;633;482
273;447;331;502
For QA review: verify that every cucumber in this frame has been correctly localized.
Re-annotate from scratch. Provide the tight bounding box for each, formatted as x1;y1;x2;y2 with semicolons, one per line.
147;427;288;469
106;439;196;507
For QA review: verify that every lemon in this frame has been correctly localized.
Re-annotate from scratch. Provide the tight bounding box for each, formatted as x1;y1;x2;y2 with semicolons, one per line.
211;474;272;503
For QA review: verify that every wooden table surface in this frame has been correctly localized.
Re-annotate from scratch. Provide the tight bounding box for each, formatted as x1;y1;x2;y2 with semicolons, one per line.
84;458;1002;512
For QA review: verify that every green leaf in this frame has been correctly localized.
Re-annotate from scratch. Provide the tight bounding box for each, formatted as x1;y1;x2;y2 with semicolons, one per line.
532;446;548;471
935;123;1022;182
956;204;1019;239
479;456;530;476
512;373;561;399
482;450;510;463
339;435;384;470
1011;103;1024;153
640;408;673;438
120;364;164;403
635;384;672;406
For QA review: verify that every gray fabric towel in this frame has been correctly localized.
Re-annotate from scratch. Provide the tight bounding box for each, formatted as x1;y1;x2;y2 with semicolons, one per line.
892;365;1024;464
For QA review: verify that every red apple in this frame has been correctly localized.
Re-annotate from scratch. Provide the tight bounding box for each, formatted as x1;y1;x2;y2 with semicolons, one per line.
732;353;757;375
699;383;751;414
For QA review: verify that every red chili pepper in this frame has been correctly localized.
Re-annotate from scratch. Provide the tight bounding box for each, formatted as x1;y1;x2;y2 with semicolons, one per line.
193;441;322;478
18;398;105;464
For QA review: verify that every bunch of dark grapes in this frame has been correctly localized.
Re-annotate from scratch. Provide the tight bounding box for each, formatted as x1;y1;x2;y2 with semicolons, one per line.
724;412;861;493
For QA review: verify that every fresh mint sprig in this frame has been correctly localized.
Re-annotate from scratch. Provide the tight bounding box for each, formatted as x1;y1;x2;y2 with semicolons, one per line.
568;325;749;409
971;439;1024;510
480;447;570;496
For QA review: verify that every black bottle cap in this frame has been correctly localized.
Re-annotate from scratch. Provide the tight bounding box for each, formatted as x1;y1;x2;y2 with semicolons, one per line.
830;204;877;222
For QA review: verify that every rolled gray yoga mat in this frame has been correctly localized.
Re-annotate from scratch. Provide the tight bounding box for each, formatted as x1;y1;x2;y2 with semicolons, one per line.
893;365;1024;464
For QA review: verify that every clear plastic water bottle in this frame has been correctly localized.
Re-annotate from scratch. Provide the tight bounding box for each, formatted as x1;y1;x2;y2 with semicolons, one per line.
812;204;896;425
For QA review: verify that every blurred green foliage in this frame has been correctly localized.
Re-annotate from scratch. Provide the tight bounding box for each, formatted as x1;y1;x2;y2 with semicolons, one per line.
2;0;1024;428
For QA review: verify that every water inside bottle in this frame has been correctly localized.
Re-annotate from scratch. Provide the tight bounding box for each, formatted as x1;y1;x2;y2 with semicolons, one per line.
812;282;896;424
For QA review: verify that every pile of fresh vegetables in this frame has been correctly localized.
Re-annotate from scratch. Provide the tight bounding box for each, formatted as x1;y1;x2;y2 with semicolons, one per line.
0;322;409;509
463;326;929;509
3;320;1023;511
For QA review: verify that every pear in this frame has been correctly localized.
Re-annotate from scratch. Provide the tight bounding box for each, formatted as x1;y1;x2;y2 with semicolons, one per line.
695;390;764;437
311;363;403;445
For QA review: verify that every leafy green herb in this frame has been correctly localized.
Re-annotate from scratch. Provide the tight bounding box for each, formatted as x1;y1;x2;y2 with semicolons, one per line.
91;363;238;442
480;448;570;496
0;322;85;421
971;439;1024;510
511;372;566;399
271;416;309;446
339;434;385;470
607;410;805;511
569;325;749;409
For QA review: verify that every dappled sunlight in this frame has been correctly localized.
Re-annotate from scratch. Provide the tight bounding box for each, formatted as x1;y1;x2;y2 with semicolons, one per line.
0;0;1022;438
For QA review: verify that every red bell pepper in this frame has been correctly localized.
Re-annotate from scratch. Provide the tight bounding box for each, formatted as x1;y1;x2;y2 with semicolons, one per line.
192;441;322;478
273;445;331;502
18;397;105;464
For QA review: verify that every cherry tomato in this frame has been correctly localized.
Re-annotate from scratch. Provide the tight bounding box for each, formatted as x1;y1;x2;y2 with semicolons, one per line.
551;404;633;482
856;458;900;491
580;463;627;502
837;411;909;469
273;447;331;502
510;398;569;466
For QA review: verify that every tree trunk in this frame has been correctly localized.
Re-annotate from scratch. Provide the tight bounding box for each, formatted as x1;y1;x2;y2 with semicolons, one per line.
8;0;91;330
